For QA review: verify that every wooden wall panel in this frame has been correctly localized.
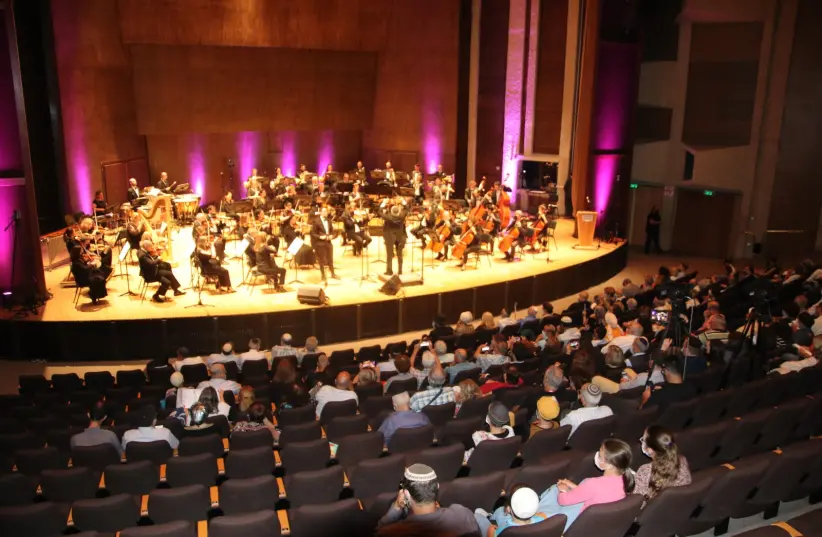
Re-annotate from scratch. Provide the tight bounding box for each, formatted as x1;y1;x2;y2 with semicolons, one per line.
768;0;822;255
475;0;510;182
682;22;763;148
672;189;736;258
51;0;147;212
635;106;672;143
130;45;377;135
117;0;390;51
532;0;568;155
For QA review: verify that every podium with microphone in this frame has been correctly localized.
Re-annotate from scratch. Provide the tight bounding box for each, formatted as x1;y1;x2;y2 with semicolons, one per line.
574;196;599;249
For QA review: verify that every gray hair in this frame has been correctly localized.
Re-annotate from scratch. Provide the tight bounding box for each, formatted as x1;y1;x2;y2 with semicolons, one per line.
305;336;318;351
428;366;447;387
392;391;411;408
543;365;563;391
454;348;468;363
459;311;474;324
210;363;226;379
434;340;447;356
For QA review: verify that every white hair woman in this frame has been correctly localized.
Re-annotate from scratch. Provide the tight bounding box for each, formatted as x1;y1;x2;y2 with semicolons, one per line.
455;311;475;335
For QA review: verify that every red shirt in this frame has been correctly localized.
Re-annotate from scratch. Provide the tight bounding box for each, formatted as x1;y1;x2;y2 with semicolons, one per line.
479;379;523;395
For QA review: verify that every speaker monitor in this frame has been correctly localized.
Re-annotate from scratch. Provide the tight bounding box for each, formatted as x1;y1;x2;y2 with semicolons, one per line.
297;286;327;305
380;275;402;296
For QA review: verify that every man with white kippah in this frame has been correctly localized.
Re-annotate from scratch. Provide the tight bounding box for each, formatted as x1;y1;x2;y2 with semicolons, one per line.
207;342;238;368
560;382;613;436
377;463;479;535
558;317;581;343
271;333;297;358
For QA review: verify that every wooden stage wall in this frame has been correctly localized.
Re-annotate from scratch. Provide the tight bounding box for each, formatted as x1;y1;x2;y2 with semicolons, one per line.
0;246;627;363
51;0;460;210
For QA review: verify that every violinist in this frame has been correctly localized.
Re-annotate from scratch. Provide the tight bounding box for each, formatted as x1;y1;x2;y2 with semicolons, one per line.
411;202;435;248
346;181;364;207
411;164;425;204
311;181;330;209
70;233;112;305
253;231;287;292
126;212;148;253
379;196;408;276
297;164;311;192
342;204;372;256
78;217;113;267
221;191;236;216
138;239;184;303
442;175;455;201
282;213;316;267
193;213;225;264
195;236;234;292
434;163;447;180
253;209;280;254
269;168;285;195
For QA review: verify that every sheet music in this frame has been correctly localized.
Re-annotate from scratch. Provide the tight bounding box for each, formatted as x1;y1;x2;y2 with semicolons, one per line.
119;242;131;262
287;237;304;256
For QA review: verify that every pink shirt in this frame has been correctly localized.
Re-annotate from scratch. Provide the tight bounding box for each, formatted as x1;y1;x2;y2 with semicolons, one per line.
558;475;626;512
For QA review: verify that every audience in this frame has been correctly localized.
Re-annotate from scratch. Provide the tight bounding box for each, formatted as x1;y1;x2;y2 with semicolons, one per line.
634;425;692;501
530;396;561;436
198;363;241;395
297;336;321;364
640;353;697;410
272;333;297;358
410;366;455;412
271;359;303;407
384;354;420;392
445;349;476;384
122;405;179;450
560;383;613;436
232;402;279;442
306;352;333;388
313;371;358;418
476;485;546;536
238;337;266;370
464;401;515;460
377;464;479;535
429;313;455;340
379;392;432;445
480;311;497;330
475;338;509;372
173;346;205;371
479;364;523;394
454;311;475;335
207;342;237;368
71;401;122;455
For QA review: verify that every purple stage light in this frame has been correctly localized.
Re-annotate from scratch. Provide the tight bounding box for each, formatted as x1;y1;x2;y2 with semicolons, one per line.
317;131;334;178
281;131;296;177
237;131;260;188
502;0;527;199
187;134;205;198
593;154;619;216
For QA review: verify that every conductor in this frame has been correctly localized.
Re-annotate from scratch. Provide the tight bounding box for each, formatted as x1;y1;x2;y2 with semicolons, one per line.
379;196;409;277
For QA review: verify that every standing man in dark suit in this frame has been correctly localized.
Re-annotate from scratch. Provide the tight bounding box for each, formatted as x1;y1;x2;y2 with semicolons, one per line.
156;172;172;193
380;196;409;276
310;207;338;282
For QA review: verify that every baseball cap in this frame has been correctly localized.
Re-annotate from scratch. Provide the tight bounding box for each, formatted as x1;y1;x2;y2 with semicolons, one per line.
509;487;540;519
580;383;602;406
536;396;560;421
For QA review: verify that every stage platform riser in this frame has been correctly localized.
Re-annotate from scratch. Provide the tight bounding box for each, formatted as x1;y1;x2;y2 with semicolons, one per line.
0;247;626;362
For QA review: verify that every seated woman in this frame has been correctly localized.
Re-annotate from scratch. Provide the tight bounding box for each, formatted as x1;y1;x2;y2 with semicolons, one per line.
232;401;280;443
253;231;286;292
537;438;634;530
228;385;255;423
195;236;234;292
634;425;691;502
70;234;112;305
182;403;217;439
454;378;483;418
281;214;316;267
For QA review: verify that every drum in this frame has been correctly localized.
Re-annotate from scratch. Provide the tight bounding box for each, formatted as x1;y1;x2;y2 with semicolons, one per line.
174;195;201;223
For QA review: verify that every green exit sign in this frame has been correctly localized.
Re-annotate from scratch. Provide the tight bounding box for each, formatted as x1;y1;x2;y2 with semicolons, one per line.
630;183;638;189
704;190;714;196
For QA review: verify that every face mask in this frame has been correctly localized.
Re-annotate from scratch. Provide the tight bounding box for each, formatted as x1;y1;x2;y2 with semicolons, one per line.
641;445;652;458
594;451;606;471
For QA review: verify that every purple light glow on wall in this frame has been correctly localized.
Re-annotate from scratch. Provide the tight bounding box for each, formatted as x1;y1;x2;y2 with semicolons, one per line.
237;131;261;187
67;114;92;215
281;131;297;177
0;181;23;288
187;134;205;198
502;0;528;200
422;103;442;174
0;20;22;173
593;155;619;215
317;131;334;177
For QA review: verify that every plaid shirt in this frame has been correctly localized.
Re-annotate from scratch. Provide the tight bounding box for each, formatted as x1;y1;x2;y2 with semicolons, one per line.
476;353;508;372
410;386;456;412
272;345;297;358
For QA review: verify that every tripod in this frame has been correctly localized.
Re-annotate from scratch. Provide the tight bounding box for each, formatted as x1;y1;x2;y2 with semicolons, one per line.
185;267;214;309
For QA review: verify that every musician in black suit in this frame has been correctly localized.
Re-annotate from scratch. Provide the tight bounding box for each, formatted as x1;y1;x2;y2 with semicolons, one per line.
411;164;425;204
379;196;408;276
355;160;367;183
126;178;141;204
156;172;172;193
434;164;447;179
411;203;435;249
253;232;286;291
342;205;372;256
195;236;233;291
383;161;397;188
310;207;338;281
70;234;112;304
138;239;183;303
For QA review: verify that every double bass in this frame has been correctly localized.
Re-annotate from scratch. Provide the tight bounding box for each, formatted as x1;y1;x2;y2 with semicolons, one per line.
497;187;511;228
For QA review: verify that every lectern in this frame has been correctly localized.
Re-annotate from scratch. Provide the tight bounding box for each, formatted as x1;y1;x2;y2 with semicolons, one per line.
575;211;598;248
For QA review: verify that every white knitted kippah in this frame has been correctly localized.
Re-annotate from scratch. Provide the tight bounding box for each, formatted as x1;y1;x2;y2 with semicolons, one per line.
404;464;437;482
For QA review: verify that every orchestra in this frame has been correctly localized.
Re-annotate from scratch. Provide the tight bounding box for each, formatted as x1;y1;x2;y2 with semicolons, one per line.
64;162;559;308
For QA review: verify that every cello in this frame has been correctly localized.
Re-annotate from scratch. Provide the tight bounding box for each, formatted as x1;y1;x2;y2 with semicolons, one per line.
497;187;511;228
451;221;476;260
426;209;451;254
498;215;520;253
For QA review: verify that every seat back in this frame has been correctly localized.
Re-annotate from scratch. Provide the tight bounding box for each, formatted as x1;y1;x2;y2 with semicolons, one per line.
385;378;418;396
104;460;159;496
218;475;280;516
498;514;566;537
0;473;38;506
521;426;571;464
70;443;122;472
225;445;275;479
126;440;173;466
387;424;435;454
406;443;465;483
675;420;727;472
179;433;224;458
72;492;140;533
278;404;317;428
39;467;97;503
438;471;506;511
456;396;492;420
750;398;810;454
239;359;269;381
84;371;115;393
166;453;219;488
209;510;280;537
348;454;405;500
335;431;385;469
13;447;68;476
691;389;733;427
422;402;456;429
148;484;210;524
566;414;616;451
714;409;771;462
231;428;275;451
284;465;344;508
656;398;698;430
467;436;522;476
564;494;644;537
277;421;322;448
0;501;67;537
693;458;769;524
180;364;209;386
440;416;484;447
281;438;331;475
289;498;371;537
324;414;369;443
634;473;714;537
506;454;574;494
452;367;482;386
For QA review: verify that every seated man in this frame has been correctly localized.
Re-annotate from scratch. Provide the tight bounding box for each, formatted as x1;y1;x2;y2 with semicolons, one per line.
410;366;455;412
207;342;238;368
378;392;432;445
122;405;179;451
313;371;359;418
238;337;267;370
640;354;697;410
70;401;122;455
445;349;477;384
559;383;613;436
377;464;479;536
197;363;241;396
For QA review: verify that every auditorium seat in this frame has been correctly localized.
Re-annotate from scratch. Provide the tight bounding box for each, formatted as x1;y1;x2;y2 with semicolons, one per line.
281;464;346;508
691;389;734;427
120;520;194;537
216;475;279;516
564;494;643;537
566;415;616;451
348;454;405;513
440;416;483;447
334;431;385;470
279;438;331;475
209;509;281;537
656;398;698;430
504;453;574;493
0;501;67;537
276;421;322;448
103;460;159;497
0;472;37;506
324;414;369;444
676;420;728;472
387;423;435;455
179;434;224;458
500;513;566;536
126;440;174;466
288;498;373;537
714;409;771;463
466;436;521;476
438;471;506;512
70;443;121;472
405;443;465;483
13;446;68;476
39;466;98;505
520;426;570;464
165;453;221;488
144;484;210;524
225;446;275;479
633;473;714;537
277;405;315;429
71;492;140;533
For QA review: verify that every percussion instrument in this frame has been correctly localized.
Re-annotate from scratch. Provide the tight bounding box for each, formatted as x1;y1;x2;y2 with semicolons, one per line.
174;195;201;224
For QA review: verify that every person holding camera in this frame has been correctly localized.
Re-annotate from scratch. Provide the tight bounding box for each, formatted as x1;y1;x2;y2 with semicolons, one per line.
377;464;479;536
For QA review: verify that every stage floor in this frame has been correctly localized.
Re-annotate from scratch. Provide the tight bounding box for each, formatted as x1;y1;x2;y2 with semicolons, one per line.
33;218;622;322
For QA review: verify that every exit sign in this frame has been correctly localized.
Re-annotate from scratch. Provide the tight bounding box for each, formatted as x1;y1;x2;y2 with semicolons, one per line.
630;183;638;189
704;190;714;196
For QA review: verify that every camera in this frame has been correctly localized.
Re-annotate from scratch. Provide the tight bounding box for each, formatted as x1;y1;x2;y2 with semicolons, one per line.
419;341;430;349
651;309;669;324
568;340;580;350
481;345;491;353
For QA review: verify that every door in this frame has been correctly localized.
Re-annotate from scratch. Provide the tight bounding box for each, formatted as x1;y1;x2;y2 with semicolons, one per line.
672;188;736;258
629;185;664;246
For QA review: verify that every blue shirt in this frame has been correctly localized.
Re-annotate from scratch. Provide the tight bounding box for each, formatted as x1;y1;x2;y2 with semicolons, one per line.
378;410;431;445
446;361;479;383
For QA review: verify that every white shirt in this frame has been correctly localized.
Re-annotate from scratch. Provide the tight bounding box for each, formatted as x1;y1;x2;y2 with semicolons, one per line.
207;353;239;368
619;367;665;391
238;350;267;370
560;405;613;436
601;334;638;354
314;386;358;418
272;344;297;358
296;347;321;364
436;353;455;365
773;356;818;375
321;218;330;235
122;426;179;451
174;356;206;372
197;378;241;395
558;328;581;343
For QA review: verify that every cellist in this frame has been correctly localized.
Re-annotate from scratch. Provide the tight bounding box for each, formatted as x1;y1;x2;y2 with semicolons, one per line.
499;210;532;262
531;204;551;250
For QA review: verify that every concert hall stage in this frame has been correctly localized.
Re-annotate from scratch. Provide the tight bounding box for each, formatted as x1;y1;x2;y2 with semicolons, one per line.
0;219;627;362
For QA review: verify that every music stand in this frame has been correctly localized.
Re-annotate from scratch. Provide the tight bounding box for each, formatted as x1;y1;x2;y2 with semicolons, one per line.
286;238;305;284
236;238;251;286
358;234;376;286
117;242;137;297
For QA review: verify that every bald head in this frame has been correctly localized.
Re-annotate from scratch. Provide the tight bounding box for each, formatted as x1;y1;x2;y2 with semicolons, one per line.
210;363;226;379
454;348;468;363
428;366;447;387
335;371;352;390
392;391;411;411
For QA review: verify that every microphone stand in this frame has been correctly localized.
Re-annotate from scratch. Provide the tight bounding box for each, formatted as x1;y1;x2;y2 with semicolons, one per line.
185;261;214;310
